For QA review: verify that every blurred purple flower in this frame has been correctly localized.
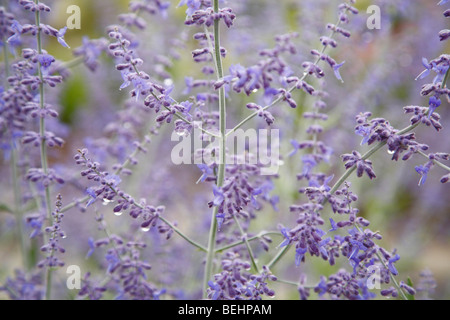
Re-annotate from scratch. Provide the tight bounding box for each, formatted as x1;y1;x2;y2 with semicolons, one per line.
7;20;22;47
57;27;70;48
355;126;371;145
415;164;430;186
197;163;213;183
212;186;225;206
329;218;338;232
178;0;201;16
37;53;55;70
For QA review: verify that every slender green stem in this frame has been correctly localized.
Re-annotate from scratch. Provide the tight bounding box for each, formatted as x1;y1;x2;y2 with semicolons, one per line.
215;231;281;252
267;243;291;270
266;119;426;294
328;121;421;200
59;196;84;213
266;5;354;272
60;128;154;213
61;133;207;251
276;278;316;289
227;88;291;137
227;6;350;136
115;29;219;138
159;216;207;252
203;0;227;298
417;150;450;172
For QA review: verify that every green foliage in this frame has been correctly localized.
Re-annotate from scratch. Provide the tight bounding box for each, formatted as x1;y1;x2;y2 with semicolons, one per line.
59;72;89;124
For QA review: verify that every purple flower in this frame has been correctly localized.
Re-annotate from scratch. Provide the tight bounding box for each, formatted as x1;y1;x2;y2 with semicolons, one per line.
104;174;122;188
197;164;213;183
37;53;55;70
105;252;120;274
301;155;317;175
438;0;449;5
387;254;400;276
355;126;371;145
73;37;108;72
26;214;44;239
317;174;334;192
333;61;345;82
315;276;327;297
86;187;97;207
348;238;367;260
183;76;194;94
288;140;301;157
295;247;308;267
428;96;441;118
216;213;225;231
279;228;291;247
318;237;331;259
212;186;225;206
207;280;221;300
7;20;23;47
341;151;377;180
179;100;193;116
86;238;95;258
415;165;430;186
416;58;433;80
329;218;338;232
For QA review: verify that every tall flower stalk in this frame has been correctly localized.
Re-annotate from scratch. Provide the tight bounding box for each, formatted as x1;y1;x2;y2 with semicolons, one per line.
34;0;53;300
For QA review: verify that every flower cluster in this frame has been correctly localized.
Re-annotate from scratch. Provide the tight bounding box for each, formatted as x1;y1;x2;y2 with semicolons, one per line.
207;253;277;300
82;222;166;300
74;149;173;238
